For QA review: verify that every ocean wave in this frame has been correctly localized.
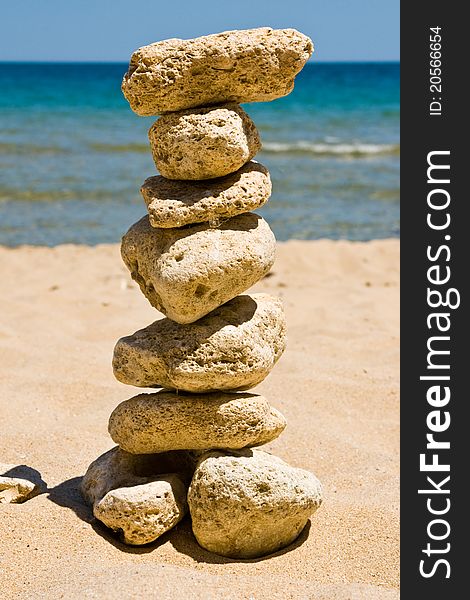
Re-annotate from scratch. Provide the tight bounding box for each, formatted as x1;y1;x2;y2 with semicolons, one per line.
261;141;400;157
89;142;148;153
0;142;69;155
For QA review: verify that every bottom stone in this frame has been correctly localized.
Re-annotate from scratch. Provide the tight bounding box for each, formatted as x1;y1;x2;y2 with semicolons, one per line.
94;476;187;545
81;447;194;545
188;449;323;558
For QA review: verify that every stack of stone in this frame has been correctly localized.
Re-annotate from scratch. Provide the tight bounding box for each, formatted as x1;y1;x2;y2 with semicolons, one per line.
82;27;323;559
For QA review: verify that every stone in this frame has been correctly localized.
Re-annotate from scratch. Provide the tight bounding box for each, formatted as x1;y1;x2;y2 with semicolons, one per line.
188;450;323;558
94;475;187;545
0;463;45;504
81;447;193;545
122;27;313;115
141;161;271;229
0;477;35;504
148;103;261;180
81;446;197;505
120;213;275;324
113;293;286;393
109;391;286;454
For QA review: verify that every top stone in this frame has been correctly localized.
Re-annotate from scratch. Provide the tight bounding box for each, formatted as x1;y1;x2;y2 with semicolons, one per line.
122;28;313;115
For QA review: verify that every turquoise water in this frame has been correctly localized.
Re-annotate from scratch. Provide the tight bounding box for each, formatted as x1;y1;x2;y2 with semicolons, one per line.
0;62;399;246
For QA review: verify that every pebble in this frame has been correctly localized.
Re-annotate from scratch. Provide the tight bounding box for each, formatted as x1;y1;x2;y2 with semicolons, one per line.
108;391;286;453
188;449;323;558
141;161;271;229
112;293;286;392
120;213;275;324
148;103;260;180
122;27;313;115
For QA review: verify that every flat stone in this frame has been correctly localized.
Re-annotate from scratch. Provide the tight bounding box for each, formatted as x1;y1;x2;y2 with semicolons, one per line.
113;293;286;393
188;450;323;558
120;213;275;324
122;28;313;115
148;103;261;180
109;391;286;454
81;446;197;505
141;161;271;229
0;463;45;504
94;475;187;545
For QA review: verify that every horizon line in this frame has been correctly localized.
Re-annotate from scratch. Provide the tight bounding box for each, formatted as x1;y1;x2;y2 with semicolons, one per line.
0;58;400;65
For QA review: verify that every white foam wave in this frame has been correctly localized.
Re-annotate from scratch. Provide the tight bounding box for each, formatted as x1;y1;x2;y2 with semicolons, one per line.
261;141;399;156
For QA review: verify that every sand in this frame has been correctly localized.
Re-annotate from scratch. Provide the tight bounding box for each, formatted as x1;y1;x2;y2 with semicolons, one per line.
0;239;399;599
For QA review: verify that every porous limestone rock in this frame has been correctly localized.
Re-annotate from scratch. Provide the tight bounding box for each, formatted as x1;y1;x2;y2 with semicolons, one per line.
0;463;44;504
93;475;187;545
81;446;196;505
112;293;286;393
0;477;36;504
108;391;286;454
188;450;323;558
141;161;271;229
120;213;275;324
81;447;193;545
148;103;261;180
122;28;313;115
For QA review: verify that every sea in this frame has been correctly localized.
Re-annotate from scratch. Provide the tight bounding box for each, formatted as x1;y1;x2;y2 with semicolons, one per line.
0;62;399;246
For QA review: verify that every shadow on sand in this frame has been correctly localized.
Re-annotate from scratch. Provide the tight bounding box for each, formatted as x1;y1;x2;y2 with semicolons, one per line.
5;465;311;562
47;473;312;563
47;475;175;555
168;517;312;565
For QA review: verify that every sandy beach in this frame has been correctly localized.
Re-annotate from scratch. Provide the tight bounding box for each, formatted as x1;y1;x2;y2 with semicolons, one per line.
0;239;399;599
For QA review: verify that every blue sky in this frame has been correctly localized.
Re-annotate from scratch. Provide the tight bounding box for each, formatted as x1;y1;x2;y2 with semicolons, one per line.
0;0;399;62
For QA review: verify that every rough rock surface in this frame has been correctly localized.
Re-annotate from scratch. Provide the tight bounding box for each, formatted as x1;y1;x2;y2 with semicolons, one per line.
188;450;323;558
122;28;313;115
113;293;286;392
94;475;187;545
0;463;44;504
109;391;286;454
141;161;271;229
148;103;261;180
120;213;275;324
81;446;197;505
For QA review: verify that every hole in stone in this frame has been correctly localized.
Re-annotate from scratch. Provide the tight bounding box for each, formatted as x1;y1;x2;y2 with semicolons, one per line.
256;482;271;494
194;284;210;298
